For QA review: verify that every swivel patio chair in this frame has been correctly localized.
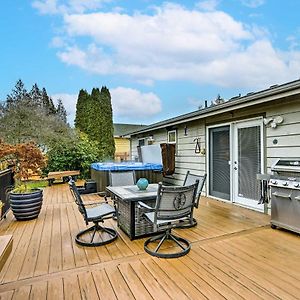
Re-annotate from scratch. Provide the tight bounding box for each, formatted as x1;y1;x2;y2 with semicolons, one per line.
69;179;118;247
139;181;199;258
180;171;207;227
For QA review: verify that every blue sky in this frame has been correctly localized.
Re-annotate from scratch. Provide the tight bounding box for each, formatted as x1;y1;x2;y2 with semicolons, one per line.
1;0;300;125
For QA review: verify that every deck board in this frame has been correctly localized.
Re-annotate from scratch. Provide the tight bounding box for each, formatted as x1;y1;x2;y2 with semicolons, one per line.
0;183;299;299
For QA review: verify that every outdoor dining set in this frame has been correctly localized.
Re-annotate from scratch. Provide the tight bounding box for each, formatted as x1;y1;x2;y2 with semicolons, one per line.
69;171;206;259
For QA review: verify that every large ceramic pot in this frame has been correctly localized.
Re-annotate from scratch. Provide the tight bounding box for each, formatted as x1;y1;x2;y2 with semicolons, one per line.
9;189;43;220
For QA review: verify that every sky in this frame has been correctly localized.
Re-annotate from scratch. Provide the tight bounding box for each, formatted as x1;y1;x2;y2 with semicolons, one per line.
1;0;300;125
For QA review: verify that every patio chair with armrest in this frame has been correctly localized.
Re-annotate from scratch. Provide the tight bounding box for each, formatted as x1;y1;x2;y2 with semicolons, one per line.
180;171;207;227
69;179;118;247
138;181;199;258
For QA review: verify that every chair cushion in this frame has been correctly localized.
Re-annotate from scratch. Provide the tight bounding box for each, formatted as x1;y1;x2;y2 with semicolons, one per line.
86;203;115;220
144;212;188;225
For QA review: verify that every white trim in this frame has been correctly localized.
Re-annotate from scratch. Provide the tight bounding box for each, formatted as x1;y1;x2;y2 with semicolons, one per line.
138;138;146;147
167;129;177;144
206;123;232;202
231;117;264;211
206;116;265;212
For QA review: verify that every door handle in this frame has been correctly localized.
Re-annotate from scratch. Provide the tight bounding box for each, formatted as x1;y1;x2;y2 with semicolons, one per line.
272;192;291;200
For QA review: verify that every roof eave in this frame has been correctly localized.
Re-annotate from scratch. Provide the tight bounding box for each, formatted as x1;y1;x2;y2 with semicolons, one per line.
128;80;300;136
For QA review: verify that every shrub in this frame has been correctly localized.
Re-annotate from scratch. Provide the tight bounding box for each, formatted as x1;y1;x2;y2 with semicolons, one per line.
45;132;100;178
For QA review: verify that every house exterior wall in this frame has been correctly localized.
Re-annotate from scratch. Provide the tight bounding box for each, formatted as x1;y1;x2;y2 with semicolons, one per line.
130;98;300;212
131;121;207;188
114;137;130;161
265;99;300;172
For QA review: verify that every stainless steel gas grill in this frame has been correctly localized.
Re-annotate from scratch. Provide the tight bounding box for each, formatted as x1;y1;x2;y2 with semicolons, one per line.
269;158;300;234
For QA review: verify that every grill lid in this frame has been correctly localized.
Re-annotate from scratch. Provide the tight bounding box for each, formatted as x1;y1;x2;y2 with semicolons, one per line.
271;158;300;174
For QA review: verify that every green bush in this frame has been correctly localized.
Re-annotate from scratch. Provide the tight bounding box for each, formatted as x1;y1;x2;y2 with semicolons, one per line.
45;132;100;178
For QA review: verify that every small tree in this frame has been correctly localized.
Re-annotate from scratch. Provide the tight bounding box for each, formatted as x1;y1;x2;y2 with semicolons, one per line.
0;139;46;190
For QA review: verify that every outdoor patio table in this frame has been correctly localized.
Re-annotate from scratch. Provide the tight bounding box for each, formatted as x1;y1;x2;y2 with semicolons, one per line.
106;184;159;240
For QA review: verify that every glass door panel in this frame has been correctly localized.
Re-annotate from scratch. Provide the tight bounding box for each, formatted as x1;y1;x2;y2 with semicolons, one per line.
209;126;230;200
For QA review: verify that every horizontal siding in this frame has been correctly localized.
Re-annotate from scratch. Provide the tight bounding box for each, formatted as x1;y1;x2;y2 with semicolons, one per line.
131;122;207;188
267;135;300;147
176;155;206;164
267;147;300;158
266;98;300;170
115;138;130;153
266;99;300;116
267;123;300;137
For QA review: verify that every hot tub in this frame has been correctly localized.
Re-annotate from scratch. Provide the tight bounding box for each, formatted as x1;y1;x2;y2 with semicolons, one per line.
90;162;163;193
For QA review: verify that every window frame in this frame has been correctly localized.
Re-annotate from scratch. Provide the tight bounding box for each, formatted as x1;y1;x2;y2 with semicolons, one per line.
167;130;177;144
138;138;145;147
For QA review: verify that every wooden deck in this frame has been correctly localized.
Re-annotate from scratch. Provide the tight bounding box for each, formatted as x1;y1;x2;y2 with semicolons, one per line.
0;183;299;299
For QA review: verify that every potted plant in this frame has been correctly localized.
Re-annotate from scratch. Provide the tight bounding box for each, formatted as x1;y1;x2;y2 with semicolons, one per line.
0;139;46;220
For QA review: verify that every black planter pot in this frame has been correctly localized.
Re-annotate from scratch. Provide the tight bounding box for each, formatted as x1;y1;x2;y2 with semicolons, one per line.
9;189;43;220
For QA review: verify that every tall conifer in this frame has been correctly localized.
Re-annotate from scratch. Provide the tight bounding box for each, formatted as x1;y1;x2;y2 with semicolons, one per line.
41;88;56;115
56;99;67;124
100;86;115;160
88;88;102;147
74;86;115;160
29;83;43;108
75;89;90;132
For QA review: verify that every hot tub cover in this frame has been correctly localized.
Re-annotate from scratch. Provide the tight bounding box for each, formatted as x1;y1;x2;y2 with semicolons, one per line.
91;162;163;172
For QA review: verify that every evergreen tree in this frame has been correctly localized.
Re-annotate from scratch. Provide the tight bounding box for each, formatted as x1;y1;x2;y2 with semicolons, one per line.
75;89;90;132
29;83;43;108
0;80;71;146
56;99;67;124
100;86;115;160
6;79;29;108
88;88;102;144
41;88;56;115
74;86;115;160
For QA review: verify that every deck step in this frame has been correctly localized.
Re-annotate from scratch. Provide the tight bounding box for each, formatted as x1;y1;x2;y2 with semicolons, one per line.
0;235;13;272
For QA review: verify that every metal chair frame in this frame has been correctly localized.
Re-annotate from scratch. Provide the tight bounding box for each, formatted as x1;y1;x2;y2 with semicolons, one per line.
140;181;199;258
69;179;118;247
180;171;207;228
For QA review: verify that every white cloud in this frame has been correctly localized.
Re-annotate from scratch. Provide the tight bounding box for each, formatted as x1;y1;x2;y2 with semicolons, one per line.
32;0;110;15
110;87;162;117
240;0;265;8
44;3;300;89
51;88;162;124
196;0;219;11
50;36;67;48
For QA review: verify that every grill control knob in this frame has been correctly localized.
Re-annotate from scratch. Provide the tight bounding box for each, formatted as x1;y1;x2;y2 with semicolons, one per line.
283;182;288;186
294;183;300;188
271;180;277;185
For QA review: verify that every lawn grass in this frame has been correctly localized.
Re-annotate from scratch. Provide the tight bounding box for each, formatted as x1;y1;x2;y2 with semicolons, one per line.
25;180;48;189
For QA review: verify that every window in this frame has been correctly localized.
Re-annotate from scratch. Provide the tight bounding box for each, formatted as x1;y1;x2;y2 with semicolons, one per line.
138;138;145;146
147;135;154;145
168;130;177;144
